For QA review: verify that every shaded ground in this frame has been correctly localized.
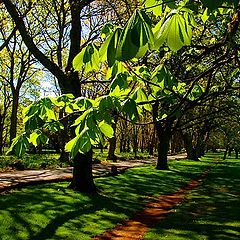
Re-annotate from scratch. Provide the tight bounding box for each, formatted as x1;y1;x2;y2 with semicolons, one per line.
0;153;186;192
1;154;236;240
92;167;212;239
144;157;240;240
92;156;240;240
0;156;205;240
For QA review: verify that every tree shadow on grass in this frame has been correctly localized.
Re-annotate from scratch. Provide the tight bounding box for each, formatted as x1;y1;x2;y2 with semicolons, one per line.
0;157;220;240
0;164;200;240
144;159;240;240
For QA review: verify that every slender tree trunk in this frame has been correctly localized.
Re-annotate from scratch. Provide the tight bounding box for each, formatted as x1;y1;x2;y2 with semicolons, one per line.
223;148;228;160
228;147;233;157
10;91;19;143
148;127;155;155
235;149;238;159
68;150;96;192
0;122;4;155
132;125;138;158
107;115;118;162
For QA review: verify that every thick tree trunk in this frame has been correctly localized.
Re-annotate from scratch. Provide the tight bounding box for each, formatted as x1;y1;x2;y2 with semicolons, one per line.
228;147;233;157
156;130;171;170
68;150;96;192
155;121;173;170
153;102;174;170
107;137;117;161
181;131;199;161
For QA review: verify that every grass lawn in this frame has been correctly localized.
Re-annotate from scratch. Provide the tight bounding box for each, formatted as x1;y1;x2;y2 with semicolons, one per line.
0;154;229;240
144;156;240;240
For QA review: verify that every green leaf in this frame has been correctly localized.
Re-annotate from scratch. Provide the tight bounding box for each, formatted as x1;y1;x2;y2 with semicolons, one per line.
8;134;29;157
98;121;114;138
29;131;40;147
201;0;224;10
131;87;148;103
73;43;100;73
29;131;49;147
24;114;45;132
201;8;209;23
101;23;114;38
106;61;127;79
153;10;193;51
122;98;139;122
65;128;92;158
99;96;115;112
75;97;93;110
110;72;128;91
107;28;123;67
116;10;154;61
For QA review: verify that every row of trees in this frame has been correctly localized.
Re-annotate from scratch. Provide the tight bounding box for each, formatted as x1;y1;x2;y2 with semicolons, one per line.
0;0;239;192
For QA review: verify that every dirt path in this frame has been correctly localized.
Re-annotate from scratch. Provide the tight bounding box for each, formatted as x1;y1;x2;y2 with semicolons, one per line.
92;168;212;240
0;153;187;192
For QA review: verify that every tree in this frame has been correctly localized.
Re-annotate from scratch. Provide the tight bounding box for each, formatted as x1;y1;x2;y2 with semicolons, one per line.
6;0;240;192
0;81;11;154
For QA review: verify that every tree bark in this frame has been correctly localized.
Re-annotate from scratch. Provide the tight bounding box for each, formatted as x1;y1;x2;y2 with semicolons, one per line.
107;115;118;161
10;91;19;143
181;131;198;160
156;130;171;170
235;149;238;159
68;150;96;192
153;102;175;170
0;123;4;155
223;148;228;160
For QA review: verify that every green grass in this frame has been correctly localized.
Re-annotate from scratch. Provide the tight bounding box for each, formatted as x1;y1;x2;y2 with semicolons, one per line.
144;156;240;240
0;149;153;171
93;149;153;161
0;156;215;240
0;153;62;171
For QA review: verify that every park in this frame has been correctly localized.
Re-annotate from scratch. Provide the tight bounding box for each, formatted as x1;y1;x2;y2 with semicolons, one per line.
0;0;240;239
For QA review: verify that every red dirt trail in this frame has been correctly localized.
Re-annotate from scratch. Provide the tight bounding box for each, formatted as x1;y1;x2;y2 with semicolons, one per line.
92;170;211;240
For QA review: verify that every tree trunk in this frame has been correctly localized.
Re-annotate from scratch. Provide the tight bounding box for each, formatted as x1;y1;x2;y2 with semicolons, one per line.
107;115;118;162
228;147;233;157
223;148;228;160
148;127;156;155
107;137;117;161
0;123;4;155
181;131;198;160
235;149;238;159
10;91;19;143
68;150;96;192
153;102;174;170
156;130;171;170
132;125;138;158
